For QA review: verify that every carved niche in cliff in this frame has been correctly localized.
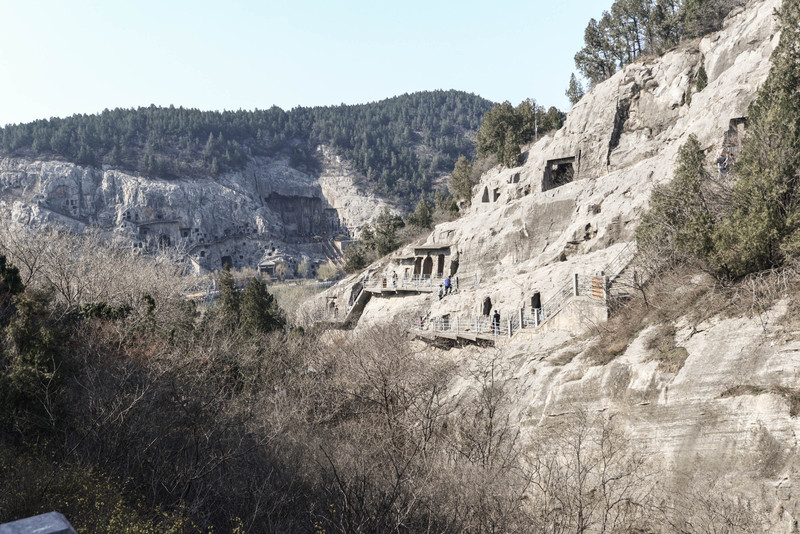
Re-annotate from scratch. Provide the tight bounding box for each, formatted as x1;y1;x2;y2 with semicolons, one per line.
265;193;341;238
542;157;576;192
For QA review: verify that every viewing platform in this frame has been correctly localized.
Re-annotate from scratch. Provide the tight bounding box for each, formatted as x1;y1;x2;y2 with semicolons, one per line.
362;273;476;295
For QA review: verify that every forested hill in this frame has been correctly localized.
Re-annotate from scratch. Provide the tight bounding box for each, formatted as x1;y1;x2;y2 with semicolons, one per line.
0;90;493;204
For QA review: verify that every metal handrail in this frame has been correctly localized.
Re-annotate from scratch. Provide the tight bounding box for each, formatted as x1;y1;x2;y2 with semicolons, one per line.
403;244;641;343
540;278;573;321
364;272;478;292
604;241;637;282
413;313;512;338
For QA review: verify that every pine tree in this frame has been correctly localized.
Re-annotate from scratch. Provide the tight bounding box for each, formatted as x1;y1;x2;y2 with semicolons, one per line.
637;134;715;269
475;101;519;162
566;74;586;106
373;208;404;256
344;244;367;273
574;16;618;86
652;0;681;53
713;0;800;276
407;198;433;229
450;156;474;202
0;255;24;326
696;59;708;91
681;0;727;39
239;278;284;335
502;128;521;167
218;265;239;326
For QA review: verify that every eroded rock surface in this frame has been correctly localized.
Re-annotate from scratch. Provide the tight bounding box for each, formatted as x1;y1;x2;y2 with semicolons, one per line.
314;0;800;527
0;148;390;274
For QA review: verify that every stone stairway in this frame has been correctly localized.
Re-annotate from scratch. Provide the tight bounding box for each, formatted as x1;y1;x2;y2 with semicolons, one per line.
342;282;371;328
413;242;640;344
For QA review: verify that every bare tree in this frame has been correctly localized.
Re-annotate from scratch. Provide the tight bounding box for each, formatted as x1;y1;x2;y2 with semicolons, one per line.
525;409;654;533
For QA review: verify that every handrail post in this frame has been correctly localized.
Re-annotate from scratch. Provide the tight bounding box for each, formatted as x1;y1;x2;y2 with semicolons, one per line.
456;316;459;334
507;318;512;338
520;308;525;329
603;275;608;302
573;273;579;297
535;308;540;327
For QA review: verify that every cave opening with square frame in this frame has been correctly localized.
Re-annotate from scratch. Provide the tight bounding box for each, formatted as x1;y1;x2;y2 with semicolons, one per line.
542;157;576;191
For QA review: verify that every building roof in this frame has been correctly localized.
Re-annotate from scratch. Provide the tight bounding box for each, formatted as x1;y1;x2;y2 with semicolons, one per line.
413;244;452;253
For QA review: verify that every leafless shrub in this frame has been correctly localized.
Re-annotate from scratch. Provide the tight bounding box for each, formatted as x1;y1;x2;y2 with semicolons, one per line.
317;260;343;281
451;353;521;470
654;469;771;534
722;263;799;331
524;410;654;533
301;326;460;532
586;297;649;365
0;221;192;319
270;281;330;326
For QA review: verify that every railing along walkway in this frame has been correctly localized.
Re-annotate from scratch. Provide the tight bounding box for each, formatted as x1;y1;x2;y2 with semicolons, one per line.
363;273;479;294
410;242;638;344
412;272;607;342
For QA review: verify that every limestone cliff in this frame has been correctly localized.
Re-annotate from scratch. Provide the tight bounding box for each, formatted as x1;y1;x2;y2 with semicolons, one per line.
0;146;390;274
325;0;778;320
315;0;800;527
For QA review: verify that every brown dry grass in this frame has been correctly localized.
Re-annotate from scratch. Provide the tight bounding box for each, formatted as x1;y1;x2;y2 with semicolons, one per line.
587;267;717;366
720;385;800;417
585;296;650;366
644;324;690;374
586;258;800;368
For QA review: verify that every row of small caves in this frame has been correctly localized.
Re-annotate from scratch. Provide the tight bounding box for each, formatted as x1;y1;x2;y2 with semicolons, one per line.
361;118;751;320
115;193;352;277
480;115;748;207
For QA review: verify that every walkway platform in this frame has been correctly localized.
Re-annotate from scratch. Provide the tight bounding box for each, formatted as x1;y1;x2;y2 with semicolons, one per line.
365;285;434;295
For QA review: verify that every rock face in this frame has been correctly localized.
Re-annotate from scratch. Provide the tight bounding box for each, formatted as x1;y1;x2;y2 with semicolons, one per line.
316;0;800;526
0;146;391;274
325;0;779;322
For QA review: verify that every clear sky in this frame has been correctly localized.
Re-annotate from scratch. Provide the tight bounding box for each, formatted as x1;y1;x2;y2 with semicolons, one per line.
0;0;613;127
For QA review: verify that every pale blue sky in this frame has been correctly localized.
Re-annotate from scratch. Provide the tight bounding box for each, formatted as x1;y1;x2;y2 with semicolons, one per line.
0;0;612;127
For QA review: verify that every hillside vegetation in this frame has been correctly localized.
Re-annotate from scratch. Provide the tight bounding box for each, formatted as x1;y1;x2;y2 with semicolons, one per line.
637;0;800;279
2;0;799;531
0;90;493;205
0;225;777;533
572;0;748;88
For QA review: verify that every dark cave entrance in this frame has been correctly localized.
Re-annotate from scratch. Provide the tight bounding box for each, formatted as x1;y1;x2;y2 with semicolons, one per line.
542;157;575;191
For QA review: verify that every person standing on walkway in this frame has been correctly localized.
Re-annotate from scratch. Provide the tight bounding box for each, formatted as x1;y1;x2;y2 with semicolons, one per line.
438;284;443;300
444;276;451;295
492;310;500;334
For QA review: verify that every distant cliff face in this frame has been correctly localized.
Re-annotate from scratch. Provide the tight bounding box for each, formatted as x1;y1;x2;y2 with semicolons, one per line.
0;145;390;274
316;0;800;526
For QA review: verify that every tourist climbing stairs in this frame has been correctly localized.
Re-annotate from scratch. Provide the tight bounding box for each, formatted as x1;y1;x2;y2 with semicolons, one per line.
410;241;640;344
